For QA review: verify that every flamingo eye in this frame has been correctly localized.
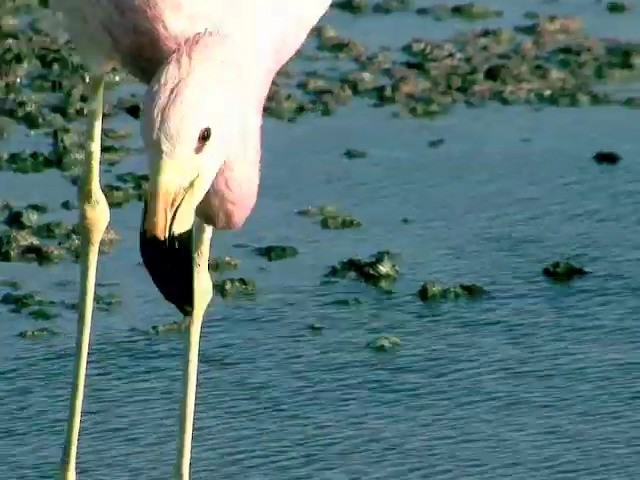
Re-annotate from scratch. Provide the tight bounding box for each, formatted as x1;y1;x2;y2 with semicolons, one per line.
195;127;211;154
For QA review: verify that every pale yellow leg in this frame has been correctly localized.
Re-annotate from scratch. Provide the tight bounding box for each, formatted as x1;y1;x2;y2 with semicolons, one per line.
59;74;109;480
174;220;214;480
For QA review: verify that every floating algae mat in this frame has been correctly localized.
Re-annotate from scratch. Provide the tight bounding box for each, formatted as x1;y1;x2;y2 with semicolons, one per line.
296;205;362;230
1;1;640;135
417;282;487;302
542;261;590;282
367;335;401;352
326;250;400;288
0;202;120;265
18;327;59;338
214;278;257;299
254;245;299;262
334;1;503;20
209;256;240;273
0;276;121;337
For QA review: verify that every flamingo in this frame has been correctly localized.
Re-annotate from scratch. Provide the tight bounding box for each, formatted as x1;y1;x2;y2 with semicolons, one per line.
48;1;333;478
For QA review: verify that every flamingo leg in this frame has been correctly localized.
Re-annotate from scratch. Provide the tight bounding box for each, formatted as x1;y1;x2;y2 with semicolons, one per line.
175;219;213;480
60;74;109;480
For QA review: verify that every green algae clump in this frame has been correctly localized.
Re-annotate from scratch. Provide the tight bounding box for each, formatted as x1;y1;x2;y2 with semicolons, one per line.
209;256;240;273
255;245;299;262
149;320;188;335
1;290;55;312
214;278;256;298
417;282;486;302
593;151;621;165
320;214;362;230
296;205;362;230
18;327;59;339
542;261;589;282
367;335;401;352
343;148;368;159
326;250;399;288
334;0;369;14
606;2;630;14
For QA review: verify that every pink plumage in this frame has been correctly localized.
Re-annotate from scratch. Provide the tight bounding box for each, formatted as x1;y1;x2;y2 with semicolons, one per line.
52;0;331;81
52;0;332;231
49;2;332;478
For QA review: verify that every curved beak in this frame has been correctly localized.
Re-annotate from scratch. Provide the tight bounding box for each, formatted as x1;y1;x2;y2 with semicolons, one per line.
144;178;195;240
143;151;223;240
143;160;201;240
139;199;195;316
139;151;222;315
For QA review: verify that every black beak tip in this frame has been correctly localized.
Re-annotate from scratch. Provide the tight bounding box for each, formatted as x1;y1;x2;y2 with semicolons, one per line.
139;201;194;317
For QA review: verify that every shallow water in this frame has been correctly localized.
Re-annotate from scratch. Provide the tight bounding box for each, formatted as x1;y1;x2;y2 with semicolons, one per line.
1;3;640;480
